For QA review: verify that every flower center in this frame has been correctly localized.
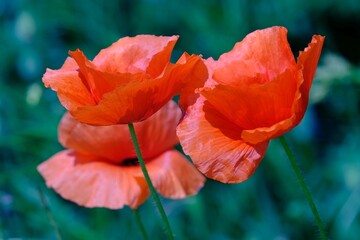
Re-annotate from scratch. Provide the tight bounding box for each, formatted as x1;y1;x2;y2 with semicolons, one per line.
121;158;139;166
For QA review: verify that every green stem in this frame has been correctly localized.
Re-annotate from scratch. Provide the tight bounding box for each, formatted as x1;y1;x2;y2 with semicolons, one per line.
279;136;326;240
37;188;62;240
128;123;174;240
133;209;149;240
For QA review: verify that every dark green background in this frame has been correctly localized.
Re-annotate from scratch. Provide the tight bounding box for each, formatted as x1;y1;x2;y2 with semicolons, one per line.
1;0;360;239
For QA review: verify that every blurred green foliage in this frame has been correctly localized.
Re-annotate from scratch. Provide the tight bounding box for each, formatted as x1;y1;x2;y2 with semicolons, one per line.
1;0;360;239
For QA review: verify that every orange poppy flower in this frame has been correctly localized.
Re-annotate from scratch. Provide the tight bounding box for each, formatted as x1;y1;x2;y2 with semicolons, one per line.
38;101;205;209
177;26;325;183
43;35;202;125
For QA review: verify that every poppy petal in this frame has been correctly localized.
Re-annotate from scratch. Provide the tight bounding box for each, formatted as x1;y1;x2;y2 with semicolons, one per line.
138;149;206;198
59;100;181;163
93;35;179;77
71;55;203;125
42;58;96;110
69;49;141;103
213;26;296;85
146;36;179;78
240;114;296;144
177;97;269;183
58;113;135;164
177;53;209;111
295;35;325;123
37;150;149;209
133;100;182;158
201;66;300;134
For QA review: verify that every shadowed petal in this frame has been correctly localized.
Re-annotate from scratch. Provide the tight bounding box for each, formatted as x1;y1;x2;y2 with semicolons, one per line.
58;113;134;164
177;97;269;183
240;115;296;144
59;101;181;163
133;100;182;159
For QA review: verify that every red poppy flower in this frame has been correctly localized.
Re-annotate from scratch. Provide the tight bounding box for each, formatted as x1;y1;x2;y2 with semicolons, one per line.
43;35;202;125
177;26;325;183
38;101;205;209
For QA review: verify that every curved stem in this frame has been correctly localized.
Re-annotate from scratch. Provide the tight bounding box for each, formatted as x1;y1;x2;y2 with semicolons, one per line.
128;123;174;240
133;209;149;240
37;188;62;240
279;136;326;240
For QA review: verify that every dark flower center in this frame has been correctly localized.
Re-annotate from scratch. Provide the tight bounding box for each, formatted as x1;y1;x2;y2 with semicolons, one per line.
121;158;139;166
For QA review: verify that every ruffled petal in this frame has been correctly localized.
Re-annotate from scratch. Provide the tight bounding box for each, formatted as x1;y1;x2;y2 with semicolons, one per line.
37;150;149;209
42;58;96;110
137;149;205;198
177;97;269;183
294;35;325;124
145;36;179;78
70;54;203;125
93;35;179;77
58;113;134;164
240;115;296;144
44;35;191;126
59;101;181;163
201;66;300;132
213;26;296;85
70;75;178;125
69;50;144;103
177;53;209;111
133;100;182;158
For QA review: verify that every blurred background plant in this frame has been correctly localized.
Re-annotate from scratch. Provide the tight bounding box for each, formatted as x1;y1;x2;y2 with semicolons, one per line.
1;0;359;239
